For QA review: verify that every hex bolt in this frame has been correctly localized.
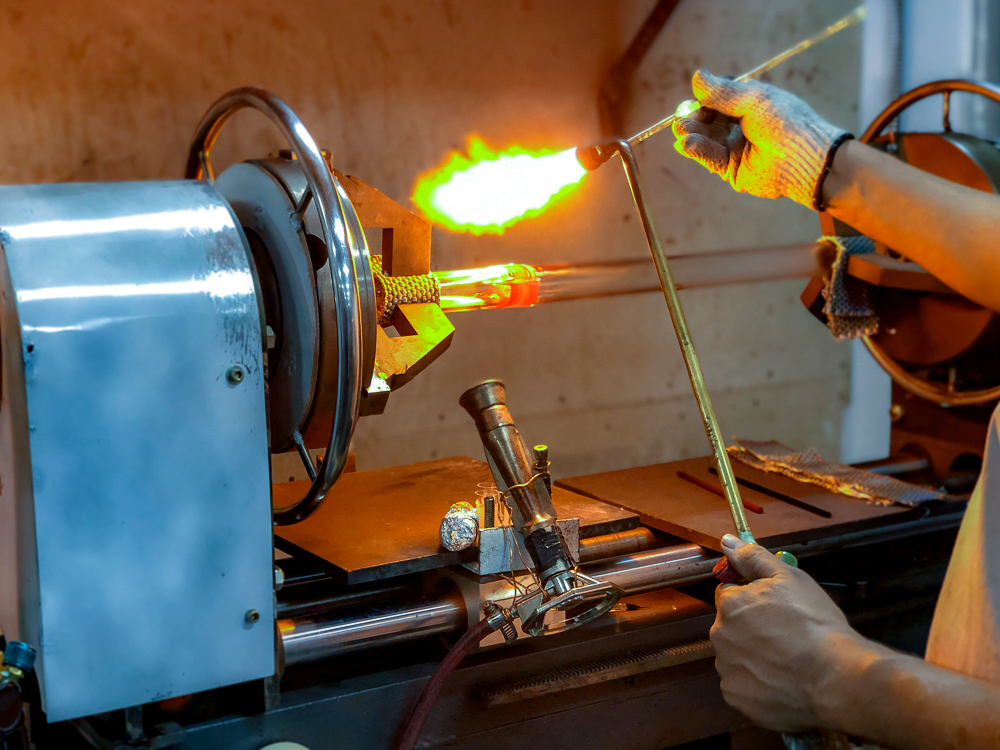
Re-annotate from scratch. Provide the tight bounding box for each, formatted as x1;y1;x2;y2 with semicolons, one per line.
245;609;260;624
483;495;495;529
227;366;245;385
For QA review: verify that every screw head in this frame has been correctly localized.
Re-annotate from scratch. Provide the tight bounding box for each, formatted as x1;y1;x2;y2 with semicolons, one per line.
227;366;245;385
245;609;260;624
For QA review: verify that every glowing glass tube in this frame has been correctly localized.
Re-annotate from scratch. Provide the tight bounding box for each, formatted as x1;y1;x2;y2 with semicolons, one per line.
435;243;823;313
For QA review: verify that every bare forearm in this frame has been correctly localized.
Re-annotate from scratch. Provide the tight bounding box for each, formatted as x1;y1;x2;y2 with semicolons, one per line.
818;634;1000;749
823;140;1000;313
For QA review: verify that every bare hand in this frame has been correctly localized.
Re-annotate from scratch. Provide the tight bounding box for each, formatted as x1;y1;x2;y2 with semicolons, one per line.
711;534;875;732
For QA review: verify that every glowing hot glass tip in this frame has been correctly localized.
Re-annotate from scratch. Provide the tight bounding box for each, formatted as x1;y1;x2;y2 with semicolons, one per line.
411;138;587;235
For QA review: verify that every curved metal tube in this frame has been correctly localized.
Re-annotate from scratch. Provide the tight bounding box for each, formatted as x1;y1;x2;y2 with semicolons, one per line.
185;88;363;525
608;137;752;543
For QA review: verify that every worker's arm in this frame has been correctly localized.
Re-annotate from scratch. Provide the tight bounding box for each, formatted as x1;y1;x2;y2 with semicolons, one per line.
713;536;1000;749
673;70;1000;313
823;139;1000;312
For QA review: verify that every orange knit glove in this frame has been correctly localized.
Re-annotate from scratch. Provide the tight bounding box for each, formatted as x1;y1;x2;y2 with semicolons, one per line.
673;70;852;210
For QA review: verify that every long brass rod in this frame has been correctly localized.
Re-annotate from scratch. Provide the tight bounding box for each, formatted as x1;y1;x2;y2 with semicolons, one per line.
577;5;865;171
627;4;866;147
610;138;754;543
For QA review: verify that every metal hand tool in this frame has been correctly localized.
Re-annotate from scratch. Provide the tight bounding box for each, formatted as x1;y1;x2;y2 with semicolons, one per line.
605;138;755;546
598;155;812;741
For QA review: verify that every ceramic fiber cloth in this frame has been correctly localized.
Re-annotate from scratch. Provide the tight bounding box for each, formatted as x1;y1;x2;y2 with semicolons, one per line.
371;254;440;323
729;439;944;506
820;235;879;340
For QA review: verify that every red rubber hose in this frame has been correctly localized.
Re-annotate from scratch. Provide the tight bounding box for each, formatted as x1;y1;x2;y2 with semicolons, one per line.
397;617;494;750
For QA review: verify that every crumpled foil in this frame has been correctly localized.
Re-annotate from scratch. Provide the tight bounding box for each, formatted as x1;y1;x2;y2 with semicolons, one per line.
440;501;479;551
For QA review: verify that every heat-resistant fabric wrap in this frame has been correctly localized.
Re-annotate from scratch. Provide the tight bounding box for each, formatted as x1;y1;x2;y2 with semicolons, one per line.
371;255;440;323
729;439;944;506
820;235;878;341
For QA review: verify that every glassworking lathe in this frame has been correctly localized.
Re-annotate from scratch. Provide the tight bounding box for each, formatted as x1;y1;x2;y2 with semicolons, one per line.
0;79;996;749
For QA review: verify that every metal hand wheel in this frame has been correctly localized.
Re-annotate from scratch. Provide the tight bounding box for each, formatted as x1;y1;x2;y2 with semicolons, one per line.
185;87;364;525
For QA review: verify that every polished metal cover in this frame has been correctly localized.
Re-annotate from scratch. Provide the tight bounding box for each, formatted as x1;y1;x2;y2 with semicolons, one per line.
0;180;273;721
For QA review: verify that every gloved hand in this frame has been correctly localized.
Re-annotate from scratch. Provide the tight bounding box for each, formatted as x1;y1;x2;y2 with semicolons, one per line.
711;533;884;733
673;70;852;210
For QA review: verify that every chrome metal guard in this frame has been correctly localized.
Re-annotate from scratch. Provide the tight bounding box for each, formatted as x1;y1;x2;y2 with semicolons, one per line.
185;87;363;525
519;571;623;637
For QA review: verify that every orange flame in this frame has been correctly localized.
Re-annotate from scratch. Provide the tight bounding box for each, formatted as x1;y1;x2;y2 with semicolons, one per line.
411;137;586;235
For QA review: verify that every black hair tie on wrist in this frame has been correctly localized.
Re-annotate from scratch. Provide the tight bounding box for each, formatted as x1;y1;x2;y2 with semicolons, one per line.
814;132;855;212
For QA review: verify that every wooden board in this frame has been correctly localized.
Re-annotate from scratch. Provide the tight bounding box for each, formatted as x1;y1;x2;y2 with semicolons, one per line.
557;456;920;552
274;456;639;583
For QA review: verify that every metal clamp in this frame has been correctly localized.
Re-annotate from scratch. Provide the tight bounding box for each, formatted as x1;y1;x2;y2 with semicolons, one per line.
185;88;363;525
519;571;622;637
483;601;518;644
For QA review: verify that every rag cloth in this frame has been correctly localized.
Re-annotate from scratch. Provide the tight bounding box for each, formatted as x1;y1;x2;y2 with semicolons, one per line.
729;439;944;506
820;235;878;341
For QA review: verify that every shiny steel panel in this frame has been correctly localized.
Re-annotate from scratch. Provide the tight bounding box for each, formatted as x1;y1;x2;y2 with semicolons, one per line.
0;180;273;721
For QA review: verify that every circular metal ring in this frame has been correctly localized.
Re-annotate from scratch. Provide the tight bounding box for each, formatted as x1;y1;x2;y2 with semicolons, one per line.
185;87;362;525
858;79;1000;406
335;181;378;394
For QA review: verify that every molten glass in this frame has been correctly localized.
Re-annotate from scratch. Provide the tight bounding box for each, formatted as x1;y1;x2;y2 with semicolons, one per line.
411;138;586;235
436;263;542;311
435;243;823;313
